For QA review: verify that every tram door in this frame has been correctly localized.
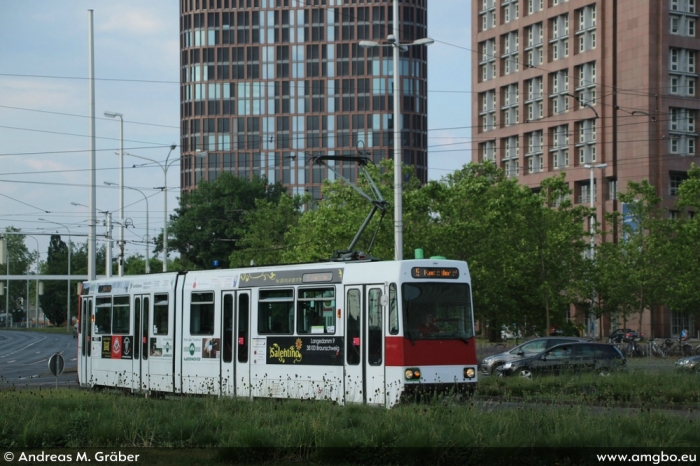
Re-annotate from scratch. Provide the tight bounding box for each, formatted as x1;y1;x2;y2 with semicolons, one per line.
365;286;385;406
344;288;363;403
344;286;385;405
220;291;251;397
133;295;150;392
80;296;93;387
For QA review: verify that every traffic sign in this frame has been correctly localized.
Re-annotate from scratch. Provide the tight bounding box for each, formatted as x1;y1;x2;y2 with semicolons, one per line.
48;353;64;376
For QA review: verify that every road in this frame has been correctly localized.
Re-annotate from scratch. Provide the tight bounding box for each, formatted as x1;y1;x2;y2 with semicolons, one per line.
0;330;79;389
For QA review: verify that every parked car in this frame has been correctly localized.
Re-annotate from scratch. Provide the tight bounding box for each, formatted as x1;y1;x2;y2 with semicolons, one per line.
479;336;591;375
674;355;700;372
495;342;626;379
608;328;639;344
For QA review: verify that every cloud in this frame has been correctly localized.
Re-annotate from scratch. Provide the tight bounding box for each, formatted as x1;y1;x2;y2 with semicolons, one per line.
100;7;169;36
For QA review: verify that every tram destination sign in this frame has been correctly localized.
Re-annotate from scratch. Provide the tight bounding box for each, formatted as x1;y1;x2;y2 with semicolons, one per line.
411;267;460;279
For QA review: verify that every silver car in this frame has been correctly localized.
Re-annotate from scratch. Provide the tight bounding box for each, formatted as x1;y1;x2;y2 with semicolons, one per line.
480;337;592;375
674;355;700;372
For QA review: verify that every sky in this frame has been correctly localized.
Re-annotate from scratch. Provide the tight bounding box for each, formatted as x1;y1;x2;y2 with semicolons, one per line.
0;1;471;265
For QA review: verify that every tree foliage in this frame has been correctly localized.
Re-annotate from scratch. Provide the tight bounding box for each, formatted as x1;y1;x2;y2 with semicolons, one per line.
166;172;288;270
39;235;70;326
1;227;34;323
665;163;700;318
282;161;425;263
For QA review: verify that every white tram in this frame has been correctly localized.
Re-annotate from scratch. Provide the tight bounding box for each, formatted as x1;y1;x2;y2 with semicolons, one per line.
77;258;477;408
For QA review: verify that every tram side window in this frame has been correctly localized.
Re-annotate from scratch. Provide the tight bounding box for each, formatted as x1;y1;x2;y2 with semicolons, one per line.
297;287;335;334
190;292;215;335
94;297;112;335
112;296;130;334
389;283;399;335
368;288;383;366
153;294;169;335
258;289;294;334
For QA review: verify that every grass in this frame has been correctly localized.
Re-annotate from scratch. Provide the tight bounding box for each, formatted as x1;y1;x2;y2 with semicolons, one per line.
0;378;698;452
475;363;700;406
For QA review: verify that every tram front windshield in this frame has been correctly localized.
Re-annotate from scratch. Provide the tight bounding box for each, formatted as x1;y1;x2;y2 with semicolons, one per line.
402;282;474;341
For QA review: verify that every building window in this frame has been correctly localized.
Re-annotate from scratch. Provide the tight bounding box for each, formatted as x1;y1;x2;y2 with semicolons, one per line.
527;0;544;15
669;108;697;155
670;173;688;196
480;90;497;131
481;140;497;162
503;0;520;23
501;84;519;127
551;124;570;169
550;13;569;62
502;31;520;75
525;23;544;66
480;0;497;31
525;76;543;122
576;119;597;164
670;0;697;35
575;62;597;107
479;39;497;82
549;69;570;115
576;5;596;53
525;130;544;173
502;136;520;177
670;48;697;97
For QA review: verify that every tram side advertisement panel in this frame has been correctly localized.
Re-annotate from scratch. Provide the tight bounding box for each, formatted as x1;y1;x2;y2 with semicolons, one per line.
265;336;344;365
101;336;134;360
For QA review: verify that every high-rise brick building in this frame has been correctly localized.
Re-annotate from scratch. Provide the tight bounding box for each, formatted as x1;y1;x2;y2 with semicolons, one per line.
473;0;700;338
179;0;430;200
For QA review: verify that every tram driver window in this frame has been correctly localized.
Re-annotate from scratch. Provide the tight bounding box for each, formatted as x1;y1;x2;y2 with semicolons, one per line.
297;287;335;334
258;289;294;334
94;297;112;335
153;294;169;335
190;292;215;335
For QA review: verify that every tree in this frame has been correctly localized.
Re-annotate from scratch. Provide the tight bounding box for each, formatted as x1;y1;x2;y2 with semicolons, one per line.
229;194;306;267
420;162;541;338
283;161;425;263
39;235;69;326
164;172;288;270
524;174;590;336
1;227;34;324
665;164;700;319
612;180;672;335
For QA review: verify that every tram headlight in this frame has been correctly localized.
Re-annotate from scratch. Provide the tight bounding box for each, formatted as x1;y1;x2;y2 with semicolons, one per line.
404;368;421;380
463;367;476;379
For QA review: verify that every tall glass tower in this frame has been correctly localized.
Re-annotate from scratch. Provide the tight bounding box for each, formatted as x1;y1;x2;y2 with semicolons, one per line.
179;0;429;199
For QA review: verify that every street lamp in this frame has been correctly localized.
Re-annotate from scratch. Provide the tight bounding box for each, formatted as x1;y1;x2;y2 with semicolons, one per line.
359;1;434;260
72;202;113;277
123;145;182;272
24;236;40;328
38;219;72;331
104;111;125;276
584;162;607;339
104;182;150;274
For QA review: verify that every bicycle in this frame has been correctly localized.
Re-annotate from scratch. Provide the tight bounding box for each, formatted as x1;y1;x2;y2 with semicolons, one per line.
664;338;693;357
647;339;667;358
624;337;646;358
